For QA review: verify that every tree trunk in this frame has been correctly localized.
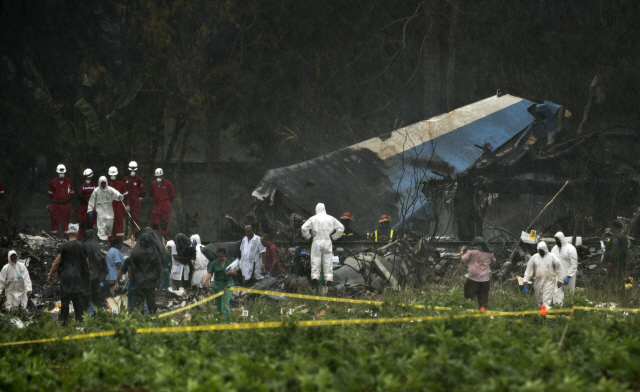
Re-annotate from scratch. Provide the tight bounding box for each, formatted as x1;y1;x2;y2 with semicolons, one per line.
445;0;459;112
422;1;441;119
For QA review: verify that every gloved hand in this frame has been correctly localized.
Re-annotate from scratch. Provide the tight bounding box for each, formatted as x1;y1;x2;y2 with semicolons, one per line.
88;211;94;218
523;284;530;293
139;197;143;201
563;276;571;285
46;205;50;212
310;235;315;241
117;194;123;201
125;206;131;213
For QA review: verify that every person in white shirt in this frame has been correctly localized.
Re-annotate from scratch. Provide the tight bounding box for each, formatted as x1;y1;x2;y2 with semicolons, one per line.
239;225;265;281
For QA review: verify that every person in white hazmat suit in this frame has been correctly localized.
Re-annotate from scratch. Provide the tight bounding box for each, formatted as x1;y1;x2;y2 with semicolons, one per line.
0;251;32;310
301;203;344;286
190;234;209;287
88;176;123;240
551;231;578;296
522;241;565;308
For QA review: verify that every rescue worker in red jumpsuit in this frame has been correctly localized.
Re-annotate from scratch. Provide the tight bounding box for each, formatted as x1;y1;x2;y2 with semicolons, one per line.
149;168;175;237
0;180;4;200
123;161;146;234
48;164;75;238
77;168;97;239
107;166;127;241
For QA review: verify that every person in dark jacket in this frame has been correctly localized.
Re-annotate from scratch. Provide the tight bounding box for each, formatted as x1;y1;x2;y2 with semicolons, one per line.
129;232;163;314
603;219;628;291
82;229;109;311
47;224;91;325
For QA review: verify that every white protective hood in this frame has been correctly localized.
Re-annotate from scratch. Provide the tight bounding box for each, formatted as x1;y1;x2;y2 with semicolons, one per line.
190;234;208;286
554;232;568;246
537;241;549;254
316;203;326;215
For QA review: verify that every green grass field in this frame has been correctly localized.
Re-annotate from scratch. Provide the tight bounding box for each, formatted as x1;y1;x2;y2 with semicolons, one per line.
1;283;640;391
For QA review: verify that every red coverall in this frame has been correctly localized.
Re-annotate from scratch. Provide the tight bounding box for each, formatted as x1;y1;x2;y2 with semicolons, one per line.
0;181;4;199
149;179;175;236
108;179;127;240
77;181;97;239
48;177;75;237
123;175;146;233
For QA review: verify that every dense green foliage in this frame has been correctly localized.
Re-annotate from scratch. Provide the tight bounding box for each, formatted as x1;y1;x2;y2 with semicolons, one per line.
1;287;640;391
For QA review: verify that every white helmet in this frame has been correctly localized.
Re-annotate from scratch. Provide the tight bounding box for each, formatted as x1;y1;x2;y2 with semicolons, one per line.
128;161;138;171
56;164;66;174
83;168;94;177
108;166;118;176
155;168;164;177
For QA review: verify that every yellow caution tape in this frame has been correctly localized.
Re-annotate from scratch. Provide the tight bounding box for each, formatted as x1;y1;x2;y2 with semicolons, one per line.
230;287;450;311
4;306;636;347
154;291;225;319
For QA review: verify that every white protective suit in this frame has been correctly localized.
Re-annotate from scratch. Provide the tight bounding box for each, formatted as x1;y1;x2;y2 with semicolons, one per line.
523;242;565;308
88;176;122;240
239;234;265;280
301;203;344;282
190;234;209;286
0;251;32;310
551;231;578;296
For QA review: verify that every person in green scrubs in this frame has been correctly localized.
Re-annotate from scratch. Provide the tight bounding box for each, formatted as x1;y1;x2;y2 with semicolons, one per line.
201;248;236;321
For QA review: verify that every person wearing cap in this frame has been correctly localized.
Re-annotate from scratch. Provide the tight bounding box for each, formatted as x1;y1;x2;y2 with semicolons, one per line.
202;247;236;321
47;223;91;325
48;164;75;238
368;215;394;243
149;168;175;237
108;166;128;241
77;168;97;240
602;219;628;292
88;176;124;241
0;250;32;311
123;161;146;234
339;212;359;241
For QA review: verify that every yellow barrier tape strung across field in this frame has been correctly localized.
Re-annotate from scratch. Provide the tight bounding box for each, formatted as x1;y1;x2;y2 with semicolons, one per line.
154;291;224;319
3;306;638;347
229;287;450;310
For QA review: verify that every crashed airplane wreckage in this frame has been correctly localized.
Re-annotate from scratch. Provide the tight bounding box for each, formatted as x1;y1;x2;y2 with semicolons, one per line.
252;93;573;238
248;80;640;290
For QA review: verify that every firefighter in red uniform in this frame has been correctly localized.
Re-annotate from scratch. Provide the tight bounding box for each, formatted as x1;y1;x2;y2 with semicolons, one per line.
77;168;97;239
149;168;175;237
48;164;75;238
107;166;127;241
123;161;146;234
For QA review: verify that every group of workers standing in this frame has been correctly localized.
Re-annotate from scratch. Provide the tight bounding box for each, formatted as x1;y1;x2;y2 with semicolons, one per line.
48;162;175;241
460;219;628;309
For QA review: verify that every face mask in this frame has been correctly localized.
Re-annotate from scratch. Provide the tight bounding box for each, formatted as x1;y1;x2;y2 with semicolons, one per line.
110;176;116;181
58;174;64;179
130;171;136;177
85;179;91;184
157;177;162;183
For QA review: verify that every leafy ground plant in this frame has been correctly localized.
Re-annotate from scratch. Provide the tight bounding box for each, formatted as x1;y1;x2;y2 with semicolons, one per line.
0;286;639;391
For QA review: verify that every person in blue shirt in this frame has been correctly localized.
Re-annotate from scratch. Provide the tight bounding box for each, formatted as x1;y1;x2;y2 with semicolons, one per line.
104;238;124;298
